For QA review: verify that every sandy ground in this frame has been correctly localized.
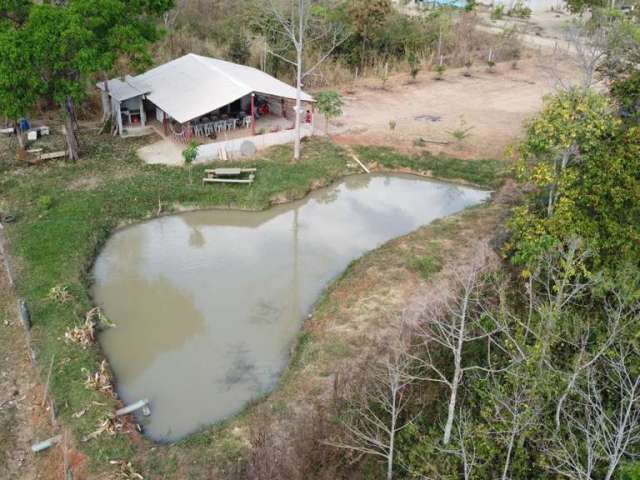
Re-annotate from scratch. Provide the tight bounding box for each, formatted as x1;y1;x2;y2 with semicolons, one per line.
137;138;185;166
328;56;575;160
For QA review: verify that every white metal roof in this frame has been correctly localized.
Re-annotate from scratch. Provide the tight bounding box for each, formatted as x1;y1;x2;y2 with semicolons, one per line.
96;75;150;102
130;54;314;124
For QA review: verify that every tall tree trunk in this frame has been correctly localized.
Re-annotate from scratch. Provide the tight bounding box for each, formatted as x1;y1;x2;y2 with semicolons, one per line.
293;0;304;162
64;96;80;161
501;428;517;480
16;126;25;151
99;72;112;134
443;361;461;445
387;379;398;480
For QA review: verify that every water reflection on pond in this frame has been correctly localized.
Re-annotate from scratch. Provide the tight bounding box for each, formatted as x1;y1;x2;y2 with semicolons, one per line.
92;173;490;441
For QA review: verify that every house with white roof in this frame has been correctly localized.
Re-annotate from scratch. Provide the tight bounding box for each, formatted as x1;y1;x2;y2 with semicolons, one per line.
98;54;315;159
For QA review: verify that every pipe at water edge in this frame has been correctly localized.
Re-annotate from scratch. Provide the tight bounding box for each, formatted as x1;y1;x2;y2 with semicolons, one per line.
32;434;62;453
116;399;151;417
19;299;31;330
349;152;370;174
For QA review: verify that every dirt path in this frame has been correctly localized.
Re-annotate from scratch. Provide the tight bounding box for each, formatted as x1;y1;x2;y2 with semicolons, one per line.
329;57;575;160
0;229;61;480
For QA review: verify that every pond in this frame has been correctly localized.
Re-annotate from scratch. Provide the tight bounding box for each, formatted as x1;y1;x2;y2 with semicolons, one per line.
92;173;490;441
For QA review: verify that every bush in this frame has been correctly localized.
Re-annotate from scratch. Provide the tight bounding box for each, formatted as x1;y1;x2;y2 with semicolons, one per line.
37;195;53;210
490;4;505;19
508;1;532;18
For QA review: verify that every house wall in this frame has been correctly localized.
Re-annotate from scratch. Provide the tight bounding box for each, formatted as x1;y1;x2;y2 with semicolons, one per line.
195;124;313;163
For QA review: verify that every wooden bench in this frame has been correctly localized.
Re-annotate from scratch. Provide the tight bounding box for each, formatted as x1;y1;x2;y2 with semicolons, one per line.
203;175;255;184
204;168;256;176
202;168;256;185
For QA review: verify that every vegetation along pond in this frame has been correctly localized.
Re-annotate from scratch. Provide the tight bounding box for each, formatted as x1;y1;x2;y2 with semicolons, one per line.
92;173;490;441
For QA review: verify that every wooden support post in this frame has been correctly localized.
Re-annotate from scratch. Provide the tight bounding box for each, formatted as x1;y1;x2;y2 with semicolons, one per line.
139;97;146;127
281;98;286;118
251;93;256;136
311;103;315;133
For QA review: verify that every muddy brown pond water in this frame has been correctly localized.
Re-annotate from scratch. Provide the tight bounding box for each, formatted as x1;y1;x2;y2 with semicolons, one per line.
92;173;490;441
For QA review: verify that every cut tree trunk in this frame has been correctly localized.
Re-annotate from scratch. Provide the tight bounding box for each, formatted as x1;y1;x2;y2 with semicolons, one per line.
63;96;80;161
99;73;112;134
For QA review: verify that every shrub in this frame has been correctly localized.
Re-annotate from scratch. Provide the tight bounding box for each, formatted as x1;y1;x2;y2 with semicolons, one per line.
508;1;532;18
434;63;447;80
37;194;53;210
407;51;421;81
490;4;504;19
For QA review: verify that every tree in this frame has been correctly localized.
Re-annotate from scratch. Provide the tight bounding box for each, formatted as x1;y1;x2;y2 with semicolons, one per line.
348;0;392;68
413;251;501;445
0;0;172;161
315;90;343;135
0;25;41;153
484;368;541;480
182;140;198;184
332;346;415;480
552;19;608;90
545;346;640;480
508;89;640;269
266;0;348;162
227;30;251;65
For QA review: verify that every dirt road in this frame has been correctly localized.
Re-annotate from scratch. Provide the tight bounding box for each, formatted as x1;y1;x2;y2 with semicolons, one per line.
329;57;574;160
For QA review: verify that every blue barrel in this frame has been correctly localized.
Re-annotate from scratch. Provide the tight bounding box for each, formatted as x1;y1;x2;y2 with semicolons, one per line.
19;118;30;131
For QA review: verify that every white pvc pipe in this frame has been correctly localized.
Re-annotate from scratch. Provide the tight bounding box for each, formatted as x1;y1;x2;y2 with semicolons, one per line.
115;398;150;417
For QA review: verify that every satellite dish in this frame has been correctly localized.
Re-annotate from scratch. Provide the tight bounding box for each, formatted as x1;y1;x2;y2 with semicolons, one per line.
240;140;257;157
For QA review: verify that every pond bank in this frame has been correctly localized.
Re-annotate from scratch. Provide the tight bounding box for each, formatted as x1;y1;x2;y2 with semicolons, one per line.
0;131;508;478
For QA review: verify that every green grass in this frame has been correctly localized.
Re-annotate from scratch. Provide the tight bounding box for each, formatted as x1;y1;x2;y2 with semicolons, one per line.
355;145;506;189
0;131;505;477
410;256;443;280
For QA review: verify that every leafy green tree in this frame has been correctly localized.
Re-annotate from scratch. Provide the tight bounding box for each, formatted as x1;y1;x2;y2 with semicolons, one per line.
508;89;640;269
0;0;172;160
182;140;198;184
0;25;41;152
348;0;392;67
227;30;251;65
315;90;343;135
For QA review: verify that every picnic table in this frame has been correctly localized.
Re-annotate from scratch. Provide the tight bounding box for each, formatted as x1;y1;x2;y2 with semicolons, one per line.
203;168;256;185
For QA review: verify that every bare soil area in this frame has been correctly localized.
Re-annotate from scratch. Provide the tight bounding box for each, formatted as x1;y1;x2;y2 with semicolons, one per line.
329;57;575;160
0;234;60;480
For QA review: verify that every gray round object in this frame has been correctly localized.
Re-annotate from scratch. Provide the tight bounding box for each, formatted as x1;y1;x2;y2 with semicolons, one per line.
239;140;257;157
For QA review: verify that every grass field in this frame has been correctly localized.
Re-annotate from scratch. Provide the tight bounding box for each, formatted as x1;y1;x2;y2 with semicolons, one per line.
0;130;504;477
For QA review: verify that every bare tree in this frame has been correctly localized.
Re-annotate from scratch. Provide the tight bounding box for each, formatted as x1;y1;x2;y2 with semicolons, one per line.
552;295;624;429
523;240;601;366
438;410;481;480
488;369;541;480
266;0;348;161
414;255;502;445
548;19;608;91
545;345;640;480
331;346;416;480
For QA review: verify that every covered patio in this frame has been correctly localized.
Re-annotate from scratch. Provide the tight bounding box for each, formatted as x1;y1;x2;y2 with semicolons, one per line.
100;54;315;162
151;92;312;146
